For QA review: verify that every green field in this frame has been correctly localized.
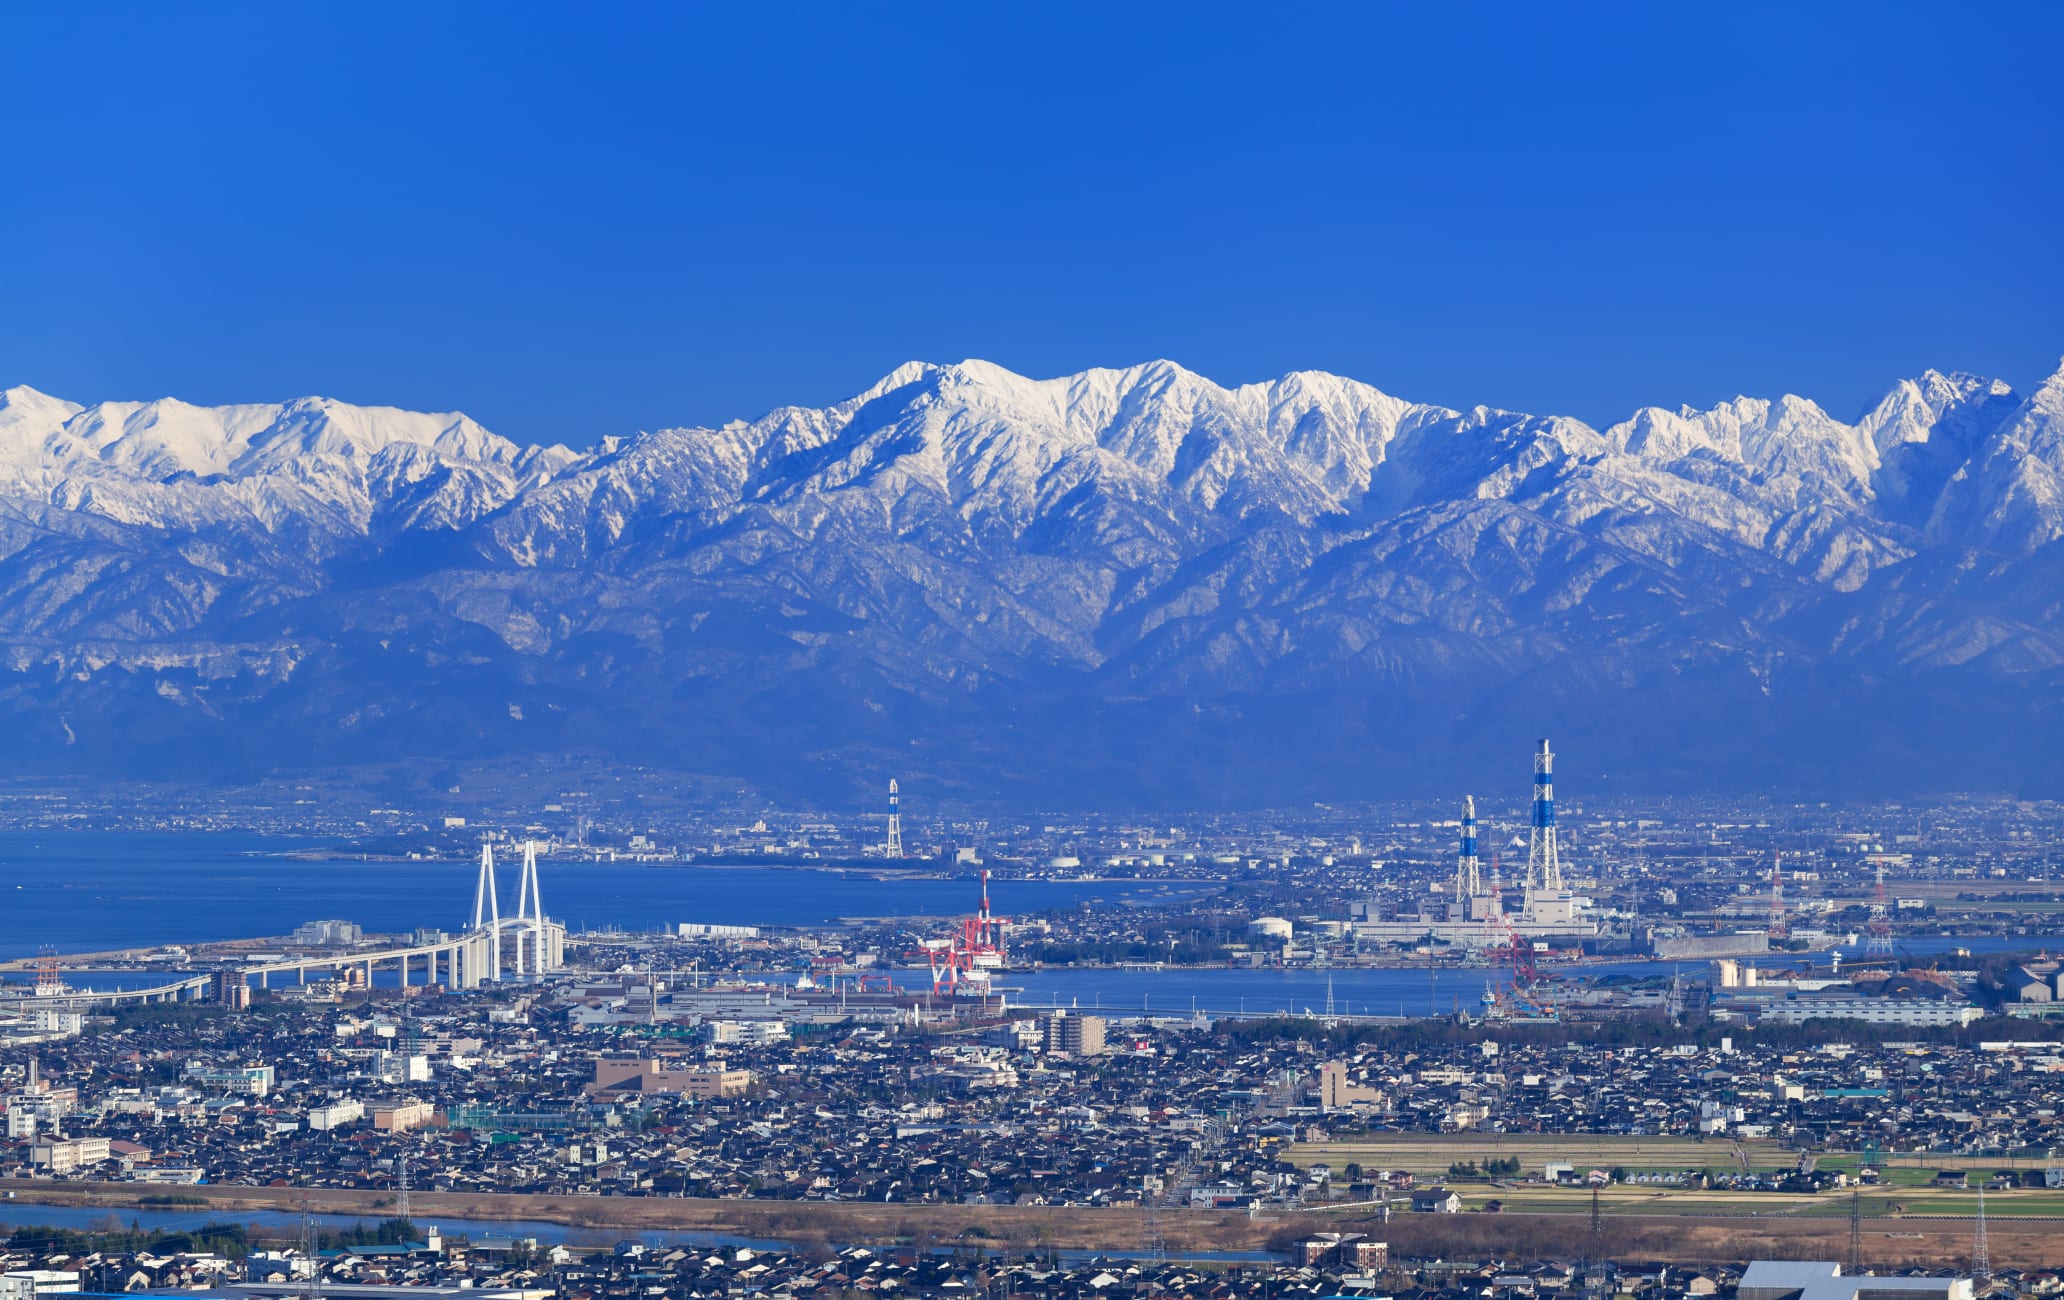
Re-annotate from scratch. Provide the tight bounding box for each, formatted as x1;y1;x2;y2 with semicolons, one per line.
1290;1137;2064;1218
1292;1134;1792;1178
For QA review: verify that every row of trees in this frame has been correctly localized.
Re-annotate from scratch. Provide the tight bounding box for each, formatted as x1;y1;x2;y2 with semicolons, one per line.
3;1214;422;1261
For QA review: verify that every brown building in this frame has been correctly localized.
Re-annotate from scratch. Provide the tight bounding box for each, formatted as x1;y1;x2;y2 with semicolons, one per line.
1044;1012;1106;1057
1319;1061;1385;1111
371;1101;435;1132
211;972;252;1010
586;1055;751;1099
1298;1233;1387;1270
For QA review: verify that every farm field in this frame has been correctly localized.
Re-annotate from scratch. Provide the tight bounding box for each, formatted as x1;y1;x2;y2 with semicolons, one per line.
1290;1134;1794;1178
1290;1138;2064;1218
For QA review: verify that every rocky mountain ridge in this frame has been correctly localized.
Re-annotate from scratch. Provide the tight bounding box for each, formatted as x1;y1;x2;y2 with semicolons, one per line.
2;355;2061;805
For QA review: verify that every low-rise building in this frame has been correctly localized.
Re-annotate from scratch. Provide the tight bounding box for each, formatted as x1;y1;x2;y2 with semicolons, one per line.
308;1099;364;1130
0;1271;80;1300
372;1101;435;1133
27;1136;110;1172
1760;998;1982;1027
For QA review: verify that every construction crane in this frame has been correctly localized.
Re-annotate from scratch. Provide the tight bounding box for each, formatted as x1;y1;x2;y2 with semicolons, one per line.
915;870;1008;997
1488;907;1556;1021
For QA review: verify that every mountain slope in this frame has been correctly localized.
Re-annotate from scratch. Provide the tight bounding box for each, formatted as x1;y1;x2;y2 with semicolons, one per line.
0;357;2060;806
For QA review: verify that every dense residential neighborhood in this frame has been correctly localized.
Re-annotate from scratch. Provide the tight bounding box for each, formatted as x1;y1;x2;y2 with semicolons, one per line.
0;1235;2004;1300
7;964;2064;1209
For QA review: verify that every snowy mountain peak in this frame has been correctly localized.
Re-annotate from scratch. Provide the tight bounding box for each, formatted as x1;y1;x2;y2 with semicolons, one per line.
0;390;536;484
2;355;2063;799
0;384;84;439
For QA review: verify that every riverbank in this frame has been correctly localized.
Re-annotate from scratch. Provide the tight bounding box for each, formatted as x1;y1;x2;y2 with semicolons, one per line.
0;1182;1258;1254
8;1182;2062;1268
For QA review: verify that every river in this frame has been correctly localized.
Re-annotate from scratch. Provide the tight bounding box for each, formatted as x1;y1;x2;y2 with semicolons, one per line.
0;1198;1281;1262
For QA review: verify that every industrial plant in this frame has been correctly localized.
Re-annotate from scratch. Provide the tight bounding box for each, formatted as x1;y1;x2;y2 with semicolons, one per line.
1349;740;1598;948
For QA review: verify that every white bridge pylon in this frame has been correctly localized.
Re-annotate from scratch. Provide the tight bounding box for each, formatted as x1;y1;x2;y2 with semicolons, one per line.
469;839;564;982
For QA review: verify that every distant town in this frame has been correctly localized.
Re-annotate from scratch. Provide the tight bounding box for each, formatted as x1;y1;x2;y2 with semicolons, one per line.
5;745;2064;1299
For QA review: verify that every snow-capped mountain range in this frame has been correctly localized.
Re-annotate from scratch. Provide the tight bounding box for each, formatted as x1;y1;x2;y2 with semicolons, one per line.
4;356;2063;804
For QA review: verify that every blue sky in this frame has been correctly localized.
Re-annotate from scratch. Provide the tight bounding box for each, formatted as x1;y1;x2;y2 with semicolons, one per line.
5;4;2061;446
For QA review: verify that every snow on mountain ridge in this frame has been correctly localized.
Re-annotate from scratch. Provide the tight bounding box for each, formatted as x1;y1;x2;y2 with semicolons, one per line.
6;356;2062;567
4;358;2064;799
1927;357;2064;554
0;387;541;478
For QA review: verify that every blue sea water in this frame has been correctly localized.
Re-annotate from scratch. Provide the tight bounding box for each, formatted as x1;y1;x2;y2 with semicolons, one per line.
3;831;2058;1018
994;938;2053;1019
0;831;1160;961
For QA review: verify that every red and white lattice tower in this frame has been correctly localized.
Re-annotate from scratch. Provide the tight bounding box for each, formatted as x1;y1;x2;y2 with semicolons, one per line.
1865;859;1895;956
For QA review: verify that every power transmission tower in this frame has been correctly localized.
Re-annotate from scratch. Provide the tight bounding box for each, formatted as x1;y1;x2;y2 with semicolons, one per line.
1972;1185;1989;1287
1848;1189;1863;1274
397;1151;410;1225
297;1198;322;1300
1140;1189;1165;1262
1589;1182;1603;1260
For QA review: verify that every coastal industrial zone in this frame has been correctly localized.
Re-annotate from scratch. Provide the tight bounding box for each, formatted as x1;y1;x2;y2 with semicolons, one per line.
8;744;2064;1298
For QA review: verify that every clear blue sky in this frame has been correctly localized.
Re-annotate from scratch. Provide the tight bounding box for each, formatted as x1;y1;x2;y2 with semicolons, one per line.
6;4;2061;446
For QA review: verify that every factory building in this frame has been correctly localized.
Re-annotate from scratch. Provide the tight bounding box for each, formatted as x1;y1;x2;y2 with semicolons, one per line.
677;923;760;938
1760;998;1983;1027
1648;930;1772;960
1737;1262;1971;1300
292;919;362;946
1248;917;1294;946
